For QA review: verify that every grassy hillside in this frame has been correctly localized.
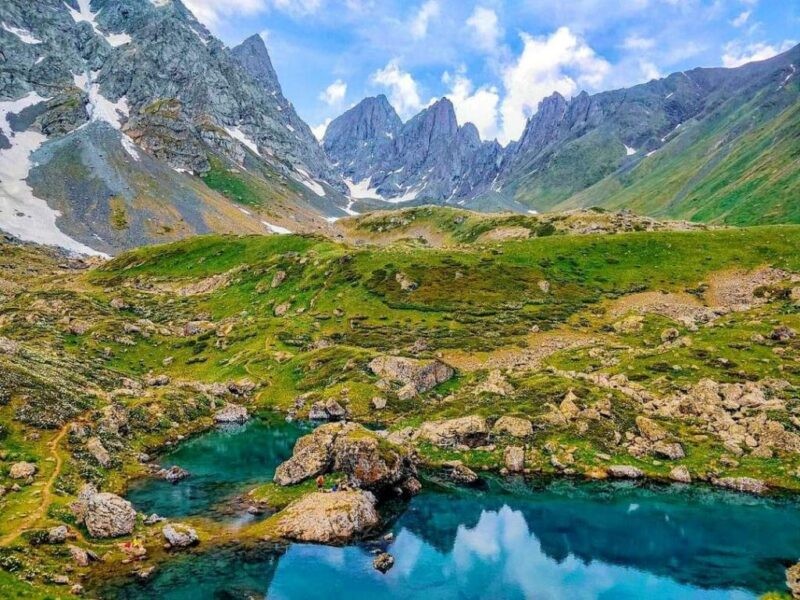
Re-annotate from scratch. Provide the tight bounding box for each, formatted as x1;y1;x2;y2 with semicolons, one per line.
559;82;800;225
1;222;800;591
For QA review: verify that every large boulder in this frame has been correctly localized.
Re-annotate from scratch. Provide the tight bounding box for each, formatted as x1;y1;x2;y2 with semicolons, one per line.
83;493;137;538
713;477;767;495
441;461;480;485
492;416;533;438
275;490;379;544
607;465;644;479
274;423;417;494
213;403;249;424
368;356;454;398
416;416;489;448
9;462;37;479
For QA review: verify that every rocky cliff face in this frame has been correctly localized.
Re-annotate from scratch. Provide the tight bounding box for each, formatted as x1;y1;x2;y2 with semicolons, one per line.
0;0;347;255
324;96;508;210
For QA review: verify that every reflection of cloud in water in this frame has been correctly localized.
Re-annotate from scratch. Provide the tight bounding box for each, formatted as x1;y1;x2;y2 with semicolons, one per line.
392;529;425;577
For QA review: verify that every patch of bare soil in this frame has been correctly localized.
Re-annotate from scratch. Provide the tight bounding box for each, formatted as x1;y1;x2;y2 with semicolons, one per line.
705;267;797;311
443;331;596;372
476;226;531;243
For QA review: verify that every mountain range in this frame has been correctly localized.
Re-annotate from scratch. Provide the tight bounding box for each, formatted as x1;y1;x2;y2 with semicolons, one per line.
325;46;799;222
0;0;798;256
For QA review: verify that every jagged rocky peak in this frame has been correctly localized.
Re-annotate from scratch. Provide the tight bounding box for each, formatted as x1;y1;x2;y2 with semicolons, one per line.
231;34;282;96
323;95;401;153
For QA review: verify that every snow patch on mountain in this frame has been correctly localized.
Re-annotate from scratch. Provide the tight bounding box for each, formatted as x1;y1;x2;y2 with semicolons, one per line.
262;221;292;234
345;178;384;200
66;0;132;47
624;144;637;156
225;126;261;157
294;167;326;197
2;22;42;44
0;93;104;256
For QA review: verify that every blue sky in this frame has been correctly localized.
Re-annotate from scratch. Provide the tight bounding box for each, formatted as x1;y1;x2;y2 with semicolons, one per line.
183;0;798;145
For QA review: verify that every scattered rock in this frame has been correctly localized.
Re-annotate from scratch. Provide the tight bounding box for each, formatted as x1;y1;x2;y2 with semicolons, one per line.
47;525;69;544
669;466;692;483
274;302;291;317
68;545;98;567
474;370;514;396
68;321;90;335
83;493;137;538
607;465;644;479
613;315;644;334
441;461;480;485
635;416;667;442
157;466;190;484
271;270;287;288
109;297;128;310
86;437;111;468
504;446;525;473
9;461;36;479
368;356;454;398
713;477;767;495
417;415;489;448
371;397;387;410
145;374;170;387
144;513;166;525
275;490;379;544
162;523;199;548
184;320;215;336
308;399;347;421
559;391;581;420
653;442;685;460
538;280;550;294
373;552;395;574
492;416;533;438
0;337;20;355
214;403;249;424
395;272;418;292
771;325;797;342
660;328;680;343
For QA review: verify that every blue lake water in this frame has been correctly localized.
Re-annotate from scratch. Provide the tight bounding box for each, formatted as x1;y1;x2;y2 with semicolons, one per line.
112;416;800;599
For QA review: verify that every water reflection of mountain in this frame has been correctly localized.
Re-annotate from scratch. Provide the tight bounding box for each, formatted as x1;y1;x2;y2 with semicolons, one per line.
400;481;800;594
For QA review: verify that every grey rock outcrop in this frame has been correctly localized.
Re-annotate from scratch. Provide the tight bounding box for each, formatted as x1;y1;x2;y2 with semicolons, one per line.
274;422;418;495
368;355;454;399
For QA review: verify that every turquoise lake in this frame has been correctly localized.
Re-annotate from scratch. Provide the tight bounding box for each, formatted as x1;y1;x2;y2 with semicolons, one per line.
111;416;800;599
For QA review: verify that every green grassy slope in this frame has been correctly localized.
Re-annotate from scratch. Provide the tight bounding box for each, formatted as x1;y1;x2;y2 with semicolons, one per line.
558;83;800;225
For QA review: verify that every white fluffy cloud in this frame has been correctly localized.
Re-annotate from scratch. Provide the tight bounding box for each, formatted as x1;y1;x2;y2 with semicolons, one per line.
320;79;347;105
731;10;751;28
443;71;500;140
410;1;440;39
183;0;322;27
722;39;795;68
371;60;424;117
183;0;267;26
623;35;655;51
499;27;610;144
312;118;332;141
466;6;502;54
